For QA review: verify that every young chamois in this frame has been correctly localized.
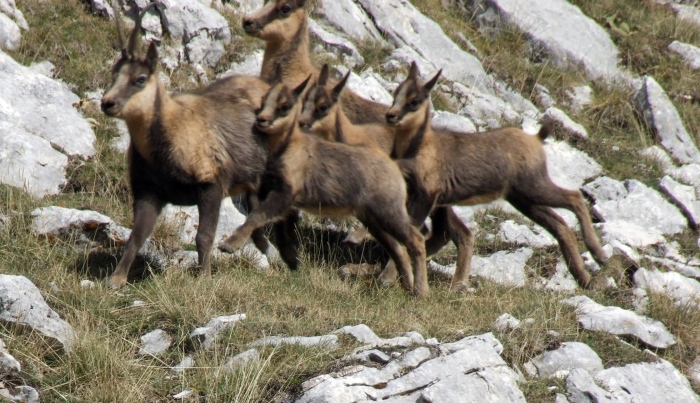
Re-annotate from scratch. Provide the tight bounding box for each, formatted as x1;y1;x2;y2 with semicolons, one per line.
101;2;276;289
380;62;608;290
217;75;429;296
299;64;469;289
242;0;387;125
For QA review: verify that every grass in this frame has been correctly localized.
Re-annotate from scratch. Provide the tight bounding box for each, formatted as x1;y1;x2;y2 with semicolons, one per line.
2;0;700;401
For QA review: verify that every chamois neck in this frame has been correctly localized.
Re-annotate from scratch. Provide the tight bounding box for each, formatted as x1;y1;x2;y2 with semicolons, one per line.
261;17;314;84
266;119;298;156
392;106;433;159
123;78;171;159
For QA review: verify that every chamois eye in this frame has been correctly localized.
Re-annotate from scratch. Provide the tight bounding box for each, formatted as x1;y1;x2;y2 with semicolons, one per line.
279;3;292;15
318;104;328;113
409;98;420;107
135;75;147;86
279;103;291;113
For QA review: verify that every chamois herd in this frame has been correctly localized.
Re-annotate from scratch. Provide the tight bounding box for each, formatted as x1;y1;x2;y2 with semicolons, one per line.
101;0;608;297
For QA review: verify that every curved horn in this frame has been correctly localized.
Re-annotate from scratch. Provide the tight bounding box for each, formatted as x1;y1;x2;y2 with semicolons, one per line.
110;0;127;57
126;1;161;57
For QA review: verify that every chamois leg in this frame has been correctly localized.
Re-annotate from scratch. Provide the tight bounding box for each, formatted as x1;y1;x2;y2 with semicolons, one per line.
196;185;223;277
361;218;414;293
444;208;474;292
246;192;274;255
507;197;591;288
219;190;294;255
109;197;164;289
273;211;300;270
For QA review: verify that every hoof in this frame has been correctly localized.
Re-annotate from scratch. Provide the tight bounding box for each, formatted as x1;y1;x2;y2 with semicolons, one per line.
450;282;474;294
343;228;373;245
107;275;127;290
218;242;235;254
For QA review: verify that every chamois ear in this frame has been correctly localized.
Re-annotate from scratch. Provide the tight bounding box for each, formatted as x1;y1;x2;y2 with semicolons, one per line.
408;61;419;80
332;70;350;102
146;42;158;72
318;64;329;87
292;74;312;99
423;69;442;93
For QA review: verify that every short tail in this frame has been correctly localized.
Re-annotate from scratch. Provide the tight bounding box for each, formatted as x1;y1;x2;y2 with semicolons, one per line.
537;122;553;142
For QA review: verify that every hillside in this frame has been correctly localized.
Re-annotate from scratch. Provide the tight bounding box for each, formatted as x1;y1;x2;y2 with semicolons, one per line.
1;0;700;401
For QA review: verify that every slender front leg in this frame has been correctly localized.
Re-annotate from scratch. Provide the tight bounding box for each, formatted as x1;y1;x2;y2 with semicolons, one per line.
196;184;224;277
274;211;300;270
219;190;294;254
109;197;164;289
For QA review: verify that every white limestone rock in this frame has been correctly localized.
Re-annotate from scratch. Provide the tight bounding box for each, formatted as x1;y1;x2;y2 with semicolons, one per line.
220;50;263;78
432;111;477;133
671;3;700;27
0;339;20;374
498;220;557;248
31;206;131;247
659;175;700;228
335;66;393;106
0;0;28;30
472;247;533;287
565;368;621;402
534;84;556;109
542;258;579;293
308;19;364;68
314;0;384;43
171;355;195;374
250;335;339;350
566;85;594;112
634;75;700;165
690;356;700;385
634;267;700;308
561;295;676;349
582;176;628;203
543;107;588;140
0;385;39;403
598;221;666;249
544;140;603;191
420;366;526;402
669;40;700;70
472;0;625;83
0;275;75;352
523;342;603;378
442;332;504;355
138;329;171;356
221;348;260;371
189;313;246;350
333;324;381;344
0;12;20;51
493;313;522;331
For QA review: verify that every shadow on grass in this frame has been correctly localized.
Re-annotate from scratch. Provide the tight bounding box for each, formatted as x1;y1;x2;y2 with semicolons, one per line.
71;248;163;284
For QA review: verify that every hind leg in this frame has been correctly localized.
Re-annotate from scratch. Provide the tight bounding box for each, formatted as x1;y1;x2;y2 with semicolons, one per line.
196;184;224;277
361;218;414;293
273;211;300;270
508;197;591;288
444;208;474;292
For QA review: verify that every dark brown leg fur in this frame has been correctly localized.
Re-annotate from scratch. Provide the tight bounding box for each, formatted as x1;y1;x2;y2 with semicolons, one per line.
273;212;300;270
196;185;224;277
109;197;165;289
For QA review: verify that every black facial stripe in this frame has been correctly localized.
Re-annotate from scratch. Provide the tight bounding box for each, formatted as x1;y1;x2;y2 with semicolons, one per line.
401;106;430;159
334;111;345;143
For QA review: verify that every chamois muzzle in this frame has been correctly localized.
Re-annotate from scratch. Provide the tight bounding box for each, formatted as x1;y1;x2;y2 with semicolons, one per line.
386;111;400;126
256;116;272;129
242;17;261;34
101;99;119;116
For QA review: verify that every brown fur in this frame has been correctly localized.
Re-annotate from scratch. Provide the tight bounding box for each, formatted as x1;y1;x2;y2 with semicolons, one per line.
101;8;276;289
381;62;608;290
219;78;429;297
243;0;387;125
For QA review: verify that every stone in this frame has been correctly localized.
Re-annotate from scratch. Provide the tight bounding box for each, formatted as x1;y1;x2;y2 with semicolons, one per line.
471;247;533;287
335;66;393;106
634;267;700;307
250;335;339;350
566;85;594;112
80;280;95;289
213;0;263;14
672;3;700;27
432;111;477;133
582;177;628;203
421;366;526;402
337;347;433;388
29;61;56;78
690;356;700;384
0;0;28;31
189;313;246;350
493;313;521;331
89;0;115;19
565;368;619;402
442;333;504;355
498;220;557;248
598;221;666;249
0;385;40;403
561;295;676;349
659;175;700;228
171;355;195;374
314;0;384;43
31;206;131;247
590;179;687;235
543;107;589;140
523;342;603;378
333;324;381;344
172;389;194;400
472;0;624;83
454;82;534;130
0;275;75;352
308;20;364;68
542;258;579;293
0;12;20;51
632;287;649;314
0;339;20;374
221;348;260;371
634;75;700;165
356;0;490;92
296;378;353;403
220;50;263;78
138;329;171;356
534;84;556;109
669;41;700;70
342;349;392;365
544;140;603;191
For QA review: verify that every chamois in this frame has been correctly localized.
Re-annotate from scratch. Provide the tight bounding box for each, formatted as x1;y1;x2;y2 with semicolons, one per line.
381;62;608;290
217;75;429;296
299;64;469;289
242;0;387;125
101;2;276;289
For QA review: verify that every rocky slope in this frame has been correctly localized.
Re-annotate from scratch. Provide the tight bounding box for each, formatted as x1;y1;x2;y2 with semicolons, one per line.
2;0;700;401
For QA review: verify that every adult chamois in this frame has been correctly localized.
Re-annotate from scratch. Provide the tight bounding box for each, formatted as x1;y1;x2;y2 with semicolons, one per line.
299;64;470;290
380;62;608;290
217;74;428;296
242;0;387;125
101;2;277;289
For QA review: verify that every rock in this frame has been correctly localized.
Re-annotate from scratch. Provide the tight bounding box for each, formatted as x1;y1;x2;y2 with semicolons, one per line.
297;378;353;403
308;20;364;68
545;140;603;191
172;389;195;400
582;176;628;203
598;221;666;249
669;41;700;70
0;275;75;352
171;355;195;374
337;347;434;388
454;81;536;130
0;0;28;31
534;84;556;109
0;12;20;51
89;0;115;19
31;206;131;247
314;0;384;43
634;75;700;165
333;324;381;344
634;267;700;307
189;314;246;350
498;220;557;248
542;258;579;293
565;368;620;402
589;179;687;235
565;85;594;112
442;333;504;355
432;111;477;133
221;348;260;371
220;50;263;78
523;342;603;378
213;0;263;14
420;366;526;402
561;295;676;349
356;0;490;92
543;107;588;140
80;280;95;289
342;349;392;365
632;287;649;314
29;61;56;78
671;3;700;27
472;247;533;287
335;66;393;106
0;339;20;374
138;329;171;356
472;0;624;83
493;313;521;331
690;356;700;384
0;385;40;403
250;335;339;350
659;175;700;228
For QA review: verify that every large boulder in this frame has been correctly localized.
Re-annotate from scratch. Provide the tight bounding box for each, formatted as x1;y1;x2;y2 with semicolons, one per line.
31;206;131;247
524;342;603;378
314;0;384;43
0;12;20;51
